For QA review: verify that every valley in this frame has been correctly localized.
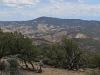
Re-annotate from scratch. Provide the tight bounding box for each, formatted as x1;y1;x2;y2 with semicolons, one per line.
0;16;100;52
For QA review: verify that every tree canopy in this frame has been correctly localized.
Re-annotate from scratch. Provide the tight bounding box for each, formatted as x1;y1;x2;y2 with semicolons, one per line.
42;37;85;70
0;30;39;70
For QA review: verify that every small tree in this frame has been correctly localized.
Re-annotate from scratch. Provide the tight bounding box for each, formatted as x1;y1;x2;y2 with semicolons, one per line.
42;36;84;70
0;30;39;71
61;37;84;70
18;37;39;70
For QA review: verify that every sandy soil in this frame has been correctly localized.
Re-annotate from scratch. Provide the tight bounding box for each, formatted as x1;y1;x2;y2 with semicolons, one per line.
22;67;85;75
1;58;85;75
21;63;85;75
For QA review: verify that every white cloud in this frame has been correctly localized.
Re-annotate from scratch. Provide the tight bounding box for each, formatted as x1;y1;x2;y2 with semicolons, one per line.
50;0;84;3
49;0;84;11
0;0;40;8
0;0;84;10
31;4;100;17
78;0;84;2
1;3;100;21
0;0;100;21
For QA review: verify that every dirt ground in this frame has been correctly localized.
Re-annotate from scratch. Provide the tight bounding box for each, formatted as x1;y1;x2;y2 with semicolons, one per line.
1;59;85;75
21;62;85;75
22;67;85;75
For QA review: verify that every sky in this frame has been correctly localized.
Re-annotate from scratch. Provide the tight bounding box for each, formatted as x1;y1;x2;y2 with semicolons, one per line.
0;0;100;21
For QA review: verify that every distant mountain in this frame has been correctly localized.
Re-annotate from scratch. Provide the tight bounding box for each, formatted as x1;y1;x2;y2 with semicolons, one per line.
0;16;100;52
1;16;100;26
0;16;100;39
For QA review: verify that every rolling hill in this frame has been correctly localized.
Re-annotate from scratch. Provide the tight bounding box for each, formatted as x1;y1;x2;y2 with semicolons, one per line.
0;16;100;52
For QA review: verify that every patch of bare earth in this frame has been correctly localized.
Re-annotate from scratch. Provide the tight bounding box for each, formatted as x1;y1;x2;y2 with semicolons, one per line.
22;63;85;75
23;67;84;75
1;58;85;75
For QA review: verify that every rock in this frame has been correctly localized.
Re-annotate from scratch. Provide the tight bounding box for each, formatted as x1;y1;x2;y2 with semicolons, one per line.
78;69;84;72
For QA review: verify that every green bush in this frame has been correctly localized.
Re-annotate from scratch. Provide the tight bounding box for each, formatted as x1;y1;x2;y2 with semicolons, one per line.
85;69;100;75
0;61;7;70
7;57;23;75
7;58;19;70
86;53;100;69
42;37;84;70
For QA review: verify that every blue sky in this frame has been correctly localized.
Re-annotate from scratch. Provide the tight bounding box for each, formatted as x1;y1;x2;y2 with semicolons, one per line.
0;0;100;21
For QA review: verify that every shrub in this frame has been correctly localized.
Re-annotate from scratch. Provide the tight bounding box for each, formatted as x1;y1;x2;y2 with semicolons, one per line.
7;56;23;75
85;69;100;75
7;58;19;70
42;37;84;70
86;53;100;68
0;61;7;71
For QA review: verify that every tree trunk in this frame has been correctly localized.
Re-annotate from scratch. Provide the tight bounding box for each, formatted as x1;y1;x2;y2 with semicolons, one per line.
29;61;35;70
24;60;29;69
0;55;2;60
